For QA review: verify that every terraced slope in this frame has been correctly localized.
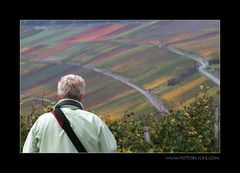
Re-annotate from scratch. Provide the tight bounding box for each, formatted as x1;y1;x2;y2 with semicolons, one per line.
20;20;220;119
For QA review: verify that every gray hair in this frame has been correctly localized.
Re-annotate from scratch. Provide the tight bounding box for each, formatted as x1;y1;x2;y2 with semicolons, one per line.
57;74;85;100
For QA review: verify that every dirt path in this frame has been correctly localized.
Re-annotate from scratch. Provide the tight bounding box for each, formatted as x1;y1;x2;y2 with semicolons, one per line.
165;46;220;86
83;65;167;112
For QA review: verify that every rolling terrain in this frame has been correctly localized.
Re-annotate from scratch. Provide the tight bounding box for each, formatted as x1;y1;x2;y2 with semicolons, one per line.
20;20;220;120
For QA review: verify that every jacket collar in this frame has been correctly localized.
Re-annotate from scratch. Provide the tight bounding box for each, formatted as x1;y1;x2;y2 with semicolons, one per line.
55;98;84;110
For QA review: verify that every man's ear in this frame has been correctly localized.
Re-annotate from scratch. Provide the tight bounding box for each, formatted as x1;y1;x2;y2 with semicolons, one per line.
80;94;84;101
56;94;62;100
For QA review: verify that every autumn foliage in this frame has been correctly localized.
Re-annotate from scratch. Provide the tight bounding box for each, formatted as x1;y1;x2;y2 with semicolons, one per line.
20;86;219;153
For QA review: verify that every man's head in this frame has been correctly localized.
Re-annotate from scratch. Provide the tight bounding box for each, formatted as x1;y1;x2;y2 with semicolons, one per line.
57;74;85;101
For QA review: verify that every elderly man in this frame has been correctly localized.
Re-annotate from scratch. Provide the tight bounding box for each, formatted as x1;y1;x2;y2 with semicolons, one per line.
23;74;117;153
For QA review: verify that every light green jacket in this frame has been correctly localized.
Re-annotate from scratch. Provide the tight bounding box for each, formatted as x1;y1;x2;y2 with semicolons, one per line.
23;99;117;153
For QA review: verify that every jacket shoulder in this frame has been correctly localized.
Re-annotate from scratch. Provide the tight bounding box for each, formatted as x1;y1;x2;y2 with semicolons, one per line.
33;112;55;128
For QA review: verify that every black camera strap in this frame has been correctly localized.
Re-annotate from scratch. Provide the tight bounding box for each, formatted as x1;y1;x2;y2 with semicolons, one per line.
52;100;87;152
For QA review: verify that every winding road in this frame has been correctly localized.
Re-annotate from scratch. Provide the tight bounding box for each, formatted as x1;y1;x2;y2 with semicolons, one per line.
165;46;220;86
83;65;167;112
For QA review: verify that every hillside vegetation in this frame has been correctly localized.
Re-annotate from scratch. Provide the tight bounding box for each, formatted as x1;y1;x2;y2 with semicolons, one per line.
20;86;219;153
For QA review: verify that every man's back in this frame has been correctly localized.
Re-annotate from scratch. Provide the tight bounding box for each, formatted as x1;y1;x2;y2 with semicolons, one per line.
23;102;117;153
